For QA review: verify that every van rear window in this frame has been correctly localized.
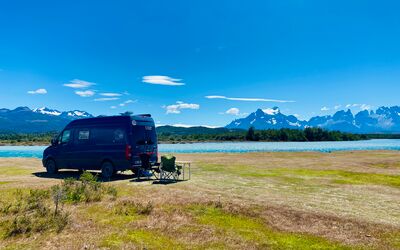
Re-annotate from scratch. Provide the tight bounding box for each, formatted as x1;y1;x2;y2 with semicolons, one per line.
132;125;157;145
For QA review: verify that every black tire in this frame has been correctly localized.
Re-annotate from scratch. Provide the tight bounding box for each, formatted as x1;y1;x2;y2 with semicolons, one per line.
46;159;58;174
101;161;114;179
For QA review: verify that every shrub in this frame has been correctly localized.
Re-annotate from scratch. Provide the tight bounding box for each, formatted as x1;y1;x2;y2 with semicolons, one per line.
0;189;69;238
62;171;117;203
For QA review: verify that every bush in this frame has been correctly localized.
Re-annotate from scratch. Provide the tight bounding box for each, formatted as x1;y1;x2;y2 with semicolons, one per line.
0;189;69;238
62;171;116;203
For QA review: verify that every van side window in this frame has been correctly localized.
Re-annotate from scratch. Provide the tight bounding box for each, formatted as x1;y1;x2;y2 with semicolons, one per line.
75;129;90;144
92;128;126;145
61;130;71;144
78;130;90;140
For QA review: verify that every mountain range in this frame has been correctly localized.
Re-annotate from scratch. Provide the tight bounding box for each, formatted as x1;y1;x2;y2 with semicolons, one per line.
1;106;400;134
0;107;92;133
226;106;400;133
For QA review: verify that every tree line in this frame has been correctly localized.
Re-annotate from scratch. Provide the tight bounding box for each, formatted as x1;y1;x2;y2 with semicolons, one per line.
0;127;368;145
158;127;367;142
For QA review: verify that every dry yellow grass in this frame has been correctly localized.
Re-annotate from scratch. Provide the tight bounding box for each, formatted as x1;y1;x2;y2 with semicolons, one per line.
0;151;399;249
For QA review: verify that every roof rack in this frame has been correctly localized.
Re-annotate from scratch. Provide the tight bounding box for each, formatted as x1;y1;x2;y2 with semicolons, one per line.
136;114;151;117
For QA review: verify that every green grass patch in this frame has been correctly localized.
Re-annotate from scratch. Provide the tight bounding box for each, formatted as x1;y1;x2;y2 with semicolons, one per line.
101;230;184;249
81;204;139;226
0;167;33;176
188;205;353;250
199;163;400;188
81;199;153;227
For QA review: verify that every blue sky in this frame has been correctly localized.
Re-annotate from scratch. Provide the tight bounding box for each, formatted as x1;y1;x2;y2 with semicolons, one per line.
1;0;400;127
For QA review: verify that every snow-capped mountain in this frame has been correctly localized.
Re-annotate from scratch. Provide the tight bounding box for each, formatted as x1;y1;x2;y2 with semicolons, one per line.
226;107;306;130
0;107;94;133
32;107;92;118
61;110;93;118
226;106;400;133
32;107;62;116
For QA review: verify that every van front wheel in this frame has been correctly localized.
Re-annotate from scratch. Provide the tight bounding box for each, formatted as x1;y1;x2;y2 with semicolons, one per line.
101;161;114;179
46;159;58;174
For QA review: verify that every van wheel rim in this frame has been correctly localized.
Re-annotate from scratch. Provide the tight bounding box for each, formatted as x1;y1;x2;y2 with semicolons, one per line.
46;161;56;173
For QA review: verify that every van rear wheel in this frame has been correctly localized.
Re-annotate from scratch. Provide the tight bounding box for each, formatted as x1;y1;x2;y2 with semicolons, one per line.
101;161;114;179
46;159;58;174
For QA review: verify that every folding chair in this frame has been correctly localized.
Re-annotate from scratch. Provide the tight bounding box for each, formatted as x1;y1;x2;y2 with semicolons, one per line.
159;155;182;182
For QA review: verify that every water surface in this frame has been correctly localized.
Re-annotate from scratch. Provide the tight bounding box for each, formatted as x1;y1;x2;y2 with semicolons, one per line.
1;139;400;158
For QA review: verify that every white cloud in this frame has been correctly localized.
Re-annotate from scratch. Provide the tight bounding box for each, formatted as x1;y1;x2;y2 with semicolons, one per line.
334;105;342;110
63;79;96;89
164;101;200;114
110;106;117;109
27;88;47;95
100;92;122;97
225;108;240;115
119;99;137;107
94;97;119;101
345;104;372;110
75;90;95;97
142;75;185;86
321;106;330;111
205;95;294;103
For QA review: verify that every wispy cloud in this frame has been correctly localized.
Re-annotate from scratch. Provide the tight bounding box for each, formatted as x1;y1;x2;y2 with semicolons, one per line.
205;95;294;103
94;97;119;101
27;88;47;95
110;106;117;109
163;101;200;114
142;75;185;86
64;79;96;89
75;90;95;97
119;99;137;107
170;123;220;128
100;92;122;97
225;107;240;115
334;105;342;110
321;106;330;111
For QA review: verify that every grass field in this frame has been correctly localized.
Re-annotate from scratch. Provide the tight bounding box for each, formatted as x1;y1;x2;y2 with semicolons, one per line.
0;151;399;249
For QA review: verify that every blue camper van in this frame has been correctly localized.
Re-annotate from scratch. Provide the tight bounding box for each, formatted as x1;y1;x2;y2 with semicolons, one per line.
42;114;158;178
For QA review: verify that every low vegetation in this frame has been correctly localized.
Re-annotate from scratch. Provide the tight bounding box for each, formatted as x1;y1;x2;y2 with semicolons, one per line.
0;171;117;239
0;132;57;145
0;189;69;238
0;152;399;249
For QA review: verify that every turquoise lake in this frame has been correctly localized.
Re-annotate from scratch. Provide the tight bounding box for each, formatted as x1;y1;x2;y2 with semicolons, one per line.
1;139;400;158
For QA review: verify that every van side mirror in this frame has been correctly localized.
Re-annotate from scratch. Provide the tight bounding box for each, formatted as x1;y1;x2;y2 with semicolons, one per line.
51;138;58;146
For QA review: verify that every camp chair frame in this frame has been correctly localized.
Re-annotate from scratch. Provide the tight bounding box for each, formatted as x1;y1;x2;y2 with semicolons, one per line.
159;162;182;182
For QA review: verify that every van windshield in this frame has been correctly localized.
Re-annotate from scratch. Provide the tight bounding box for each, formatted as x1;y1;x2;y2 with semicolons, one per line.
132;125;157;145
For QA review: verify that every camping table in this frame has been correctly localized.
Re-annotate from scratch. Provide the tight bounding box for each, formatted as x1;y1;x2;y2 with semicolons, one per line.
176;161;191;180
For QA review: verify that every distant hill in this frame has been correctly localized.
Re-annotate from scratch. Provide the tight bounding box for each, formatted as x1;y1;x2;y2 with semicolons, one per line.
226;106;400;134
